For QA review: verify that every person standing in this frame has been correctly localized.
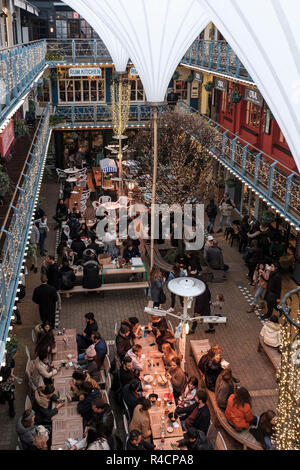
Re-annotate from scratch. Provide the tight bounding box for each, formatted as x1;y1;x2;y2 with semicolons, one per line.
0;358;16;417
149;267;166;308
45;255;60;291
189;276;212;334
32;275;58;327
34;215;50;256
204;237;229;274
247;264;269;313
261;263;282;321
29;222;40;273
217;193;235;233
167;263;186;312
205;199;218;234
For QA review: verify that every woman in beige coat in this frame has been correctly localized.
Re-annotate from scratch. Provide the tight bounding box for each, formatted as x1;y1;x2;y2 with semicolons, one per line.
129;399;152;442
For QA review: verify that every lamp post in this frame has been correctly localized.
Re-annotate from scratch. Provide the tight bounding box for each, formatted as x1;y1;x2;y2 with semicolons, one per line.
167;277;206;370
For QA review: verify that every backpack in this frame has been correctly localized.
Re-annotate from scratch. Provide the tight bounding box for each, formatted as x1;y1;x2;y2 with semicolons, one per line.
198;353;209;374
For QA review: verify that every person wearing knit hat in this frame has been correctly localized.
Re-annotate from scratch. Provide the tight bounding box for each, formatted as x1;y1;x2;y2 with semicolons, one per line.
81;345;100;383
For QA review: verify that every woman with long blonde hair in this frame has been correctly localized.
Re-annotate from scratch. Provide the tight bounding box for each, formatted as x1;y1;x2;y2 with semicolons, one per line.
149;267;166;308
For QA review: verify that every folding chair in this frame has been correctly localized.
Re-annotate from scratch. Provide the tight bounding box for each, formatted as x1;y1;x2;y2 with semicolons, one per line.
99;195;111;204
114;322;119;336
105;371;111;393
31;329;37;344
167;319;173;331
123;414;129;436
103;354;111;376
123;398;130;420
92;201;101;212
25;345;31;362
111;410;117;434
25;395;32;411
103;389;110;405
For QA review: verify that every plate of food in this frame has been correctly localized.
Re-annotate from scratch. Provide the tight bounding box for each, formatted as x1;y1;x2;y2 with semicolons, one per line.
167;426;174;434
144;384;152;392
158;375;168;386
143;374;153;384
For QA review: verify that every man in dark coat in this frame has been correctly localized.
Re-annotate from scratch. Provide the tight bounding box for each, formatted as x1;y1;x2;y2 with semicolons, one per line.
115;325;132;361
175;390;210;435
91;332;108;368
45;255;60;291
126;430;156;450
77;381;101;426
177;428;213;450
122;379;142;418
32;275;58;327
82;259;101;289
261;263;282;321
76;312;98;353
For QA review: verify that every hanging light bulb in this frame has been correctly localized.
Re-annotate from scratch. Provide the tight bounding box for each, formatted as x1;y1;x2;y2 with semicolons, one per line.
185;322;190;335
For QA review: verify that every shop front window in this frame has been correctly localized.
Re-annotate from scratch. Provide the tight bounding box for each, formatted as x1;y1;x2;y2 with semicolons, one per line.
221;83;234;116
245;101;262;128
174;80;188;100
130;79;145;101
58;68;105;103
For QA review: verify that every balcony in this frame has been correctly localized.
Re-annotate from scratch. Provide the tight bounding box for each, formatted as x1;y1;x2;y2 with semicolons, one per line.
181;40;253;83
0;105;51;364
0;40;47;125
53;103;153;129
178;101;300;229
46;39;112;65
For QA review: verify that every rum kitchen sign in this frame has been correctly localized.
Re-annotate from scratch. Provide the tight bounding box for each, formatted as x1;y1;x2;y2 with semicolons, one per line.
69;68;102;77
244;87;264;107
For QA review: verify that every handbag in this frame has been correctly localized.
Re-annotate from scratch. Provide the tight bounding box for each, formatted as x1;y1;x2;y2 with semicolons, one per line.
159;289;166;305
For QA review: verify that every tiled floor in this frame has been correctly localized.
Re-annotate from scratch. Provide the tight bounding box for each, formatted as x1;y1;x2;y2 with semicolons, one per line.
0;180;295;450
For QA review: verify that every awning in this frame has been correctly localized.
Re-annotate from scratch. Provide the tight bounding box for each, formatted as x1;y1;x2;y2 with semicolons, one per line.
14;0;39;16
100;158;117;173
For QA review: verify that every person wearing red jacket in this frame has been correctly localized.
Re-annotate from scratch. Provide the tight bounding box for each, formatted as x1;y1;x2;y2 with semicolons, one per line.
225;387;257;431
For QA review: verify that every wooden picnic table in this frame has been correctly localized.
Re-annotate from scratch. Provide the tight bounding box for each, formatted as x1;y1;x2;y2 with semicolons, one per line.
92;167;102;187
68;186;83;211
153;437;186;451
51;329;83;450
136;334;185;444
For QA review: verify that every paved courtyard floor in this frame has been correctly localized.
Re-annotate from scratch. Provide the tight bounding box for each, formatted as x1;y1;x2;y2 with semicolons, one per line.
0;181;296;450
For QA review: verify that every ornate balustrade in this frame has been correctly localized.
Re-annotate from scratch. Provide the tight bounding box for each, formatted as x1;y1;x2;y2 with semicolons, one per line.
0;105;51;364
177;101;300;228
46;39;111;64
181;39;253;83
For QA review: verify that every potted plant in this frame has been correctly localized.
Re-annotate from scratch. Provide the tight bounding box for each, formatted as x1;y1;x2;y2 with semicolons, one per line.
230;89;242;103
261;210;275;224
70;132;79;140
49;115;65;126
0;165;10;200
14;119;29;137
45;51;64;61
204;81;214;92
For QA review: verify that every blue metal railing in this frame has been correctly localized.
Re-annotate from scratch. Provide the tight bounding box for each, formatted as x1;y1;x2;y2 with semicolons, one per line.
46;39;112;65
177;101;300;228
0;105;51;364
181;40;253;82
0;40;47;124
54;103;153;128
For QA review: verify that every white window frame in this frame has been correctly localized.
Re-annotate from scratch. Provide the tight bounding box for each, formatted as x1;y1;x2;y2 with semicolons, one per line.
58;68;106;104
130;78;145;102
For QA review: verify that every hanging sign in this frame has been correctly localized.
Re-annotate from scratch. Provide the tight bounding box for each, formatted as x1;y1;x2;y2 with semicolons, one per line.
128;67;138;79
194;71;203;83
191;81;199;98
214;77;228;92
0;120;14;157
244;87;264;107
69;68;102;77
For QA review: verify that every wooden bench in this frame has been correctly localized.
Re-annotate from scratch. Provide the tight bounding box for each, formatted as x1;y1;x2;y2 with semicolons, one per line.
190;339;263;451
144;243;173;273
258;335;281;374
59;281;149;295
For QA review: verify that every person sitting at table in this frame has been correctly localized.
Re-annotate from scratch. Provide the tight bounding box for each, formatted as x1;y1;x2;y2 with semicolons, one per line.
123;242;140;264
32;384;64;427
77;381;102;426
90;332;108;369
225;387;257;431
147;314;168;338
78;345;101;383
71;206;82;220
122;379;143;418
82;257;102;290
102;226;119;259
53;199;69;228
82;248;98;265
16;410;38;450
116;324;133;361
68;370;100;401
90;396;114;437
125;344;144;372
177;376;198;408
250;410;276;450
59;260;76;291
76;312;98;354
67;214;81;239
87;234;103;255
161;342;177;368
126;429;156;451
71;235;86;264
79;222;89;239
72;424;110;451
129;398;152;442
120;356;139;387
177;390;211;435
34;331;57;362
28;427;50;451
121;317;142;340
34;321;53;343
165;357;186;402
176;428;213;451
31;352;60;390
155;328;176;353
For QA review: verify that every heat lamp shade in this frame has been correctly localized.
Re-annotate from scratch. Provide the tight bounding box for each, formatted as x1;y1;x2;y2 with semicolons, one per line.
168;277;206;298
199;0;300;171
63;0;129;73
70;0;209;103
